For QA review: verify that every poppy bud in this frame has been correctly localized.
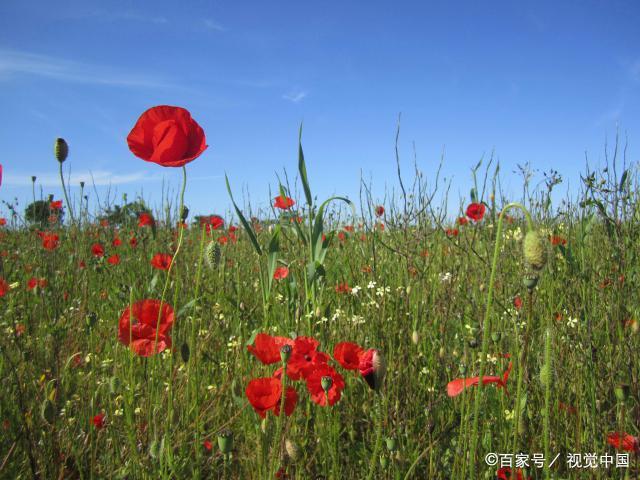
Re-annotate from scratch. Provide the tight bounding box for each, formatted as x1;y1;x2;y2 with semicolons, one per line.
411;330;419;345
321;375;333;393
217;429;233;455
31;176;37;183
379;455;388;468
180;205;189;222
280;344;292;364
523;230;547;271
54;138;69;163
359;349;386;391
80;181;85;189
285;439;300;462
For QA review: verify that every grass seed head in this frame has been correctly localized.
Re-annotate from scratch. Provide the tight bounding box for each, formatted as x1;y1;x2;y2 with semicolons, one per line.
523;230;547;271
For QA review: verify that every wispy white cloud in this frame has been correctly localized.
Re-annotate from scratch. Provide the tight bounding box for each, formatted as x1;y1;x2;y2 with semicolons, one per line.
0;49;174;89
282;89;308;103
4;170;162;187
203;18;226;32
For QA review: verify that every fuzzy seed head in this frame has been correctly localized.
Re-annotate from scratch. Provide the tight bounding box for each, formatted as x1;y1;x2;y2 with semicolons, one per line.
523;230;547;271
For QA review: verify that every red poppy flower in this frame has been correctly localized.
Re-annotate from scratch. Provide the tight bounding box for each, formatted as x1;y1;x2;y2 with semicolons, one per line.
117;299;175;357
274;195;295;210
127;105;208;167
447;361;513;397
92;413;105;430
112;237;122;247
27;277;47;290
100;219;109;227
273;266;289;280
375;205;384;217
344;225;354;232
337;231;346;242
50;200;63;211
550;235;567;246
497;467;530;480
333;342;364;370
138;213;154;227
513;296;523;310
607;432;640;452
91;243;105;258
445;228;459;237
247;333;294;365
129;237;138;248
15;324;25;336
209;215;224;230
305;364;345;406
151;253;173;271
107;254;120;265
202;440;212;451
457;216;469;226
358;349;387;391
0;218;6;226
218;235;228;245
286;336;330;381
0;279;9;297
335;282;352;294
41;232;60;250
465;202;486;221
245;377;297;418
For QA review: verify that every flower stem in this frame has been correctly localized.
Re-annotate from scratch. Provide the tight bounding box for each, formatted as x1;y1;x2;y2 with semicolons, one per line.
468;202;532;477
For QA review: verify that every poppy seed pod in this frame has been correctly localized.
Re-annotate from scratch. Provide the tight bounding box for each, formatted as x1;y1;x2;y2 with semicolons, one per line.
217;429;233;454
358;349;387;391
523;230;547;271
54;138;69;163
280;344;292;363
321;375;333;393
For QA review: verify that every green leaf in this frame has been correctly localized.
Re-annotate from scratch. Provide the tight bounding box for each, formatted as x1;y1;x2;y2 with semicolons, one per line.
311;196;355;261
177;298;198;317
225;174;262;256
298;124;313;207
470;188;477;204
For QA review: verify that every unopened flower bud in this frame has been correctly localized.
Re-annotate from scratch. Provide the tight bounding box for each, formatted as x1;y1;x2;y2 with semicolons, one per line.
411;330;419;345
615;384;630;402
54;138;69;163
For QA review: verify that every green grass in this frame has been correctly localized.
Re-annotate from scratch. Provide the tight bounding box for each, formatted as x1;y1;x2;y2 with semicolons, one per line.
0;145;639;480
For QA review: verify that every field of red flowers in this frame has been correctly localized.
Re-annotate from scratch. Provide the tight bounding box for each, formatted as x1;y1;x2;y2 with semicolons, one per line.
0;106;639;479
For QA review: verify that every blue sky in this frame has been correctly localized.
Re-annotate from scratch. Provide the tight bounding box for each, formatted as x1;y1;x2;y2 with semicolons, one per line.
1;0;639;219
